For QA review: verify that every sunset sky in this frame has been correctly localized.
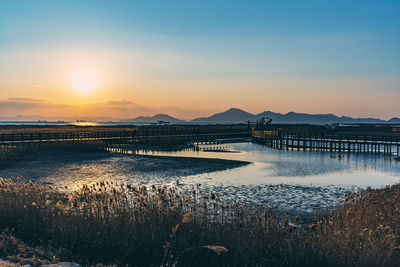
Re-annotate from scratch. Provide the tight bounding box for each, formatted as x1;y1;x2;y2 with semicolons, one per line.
0;0;399;120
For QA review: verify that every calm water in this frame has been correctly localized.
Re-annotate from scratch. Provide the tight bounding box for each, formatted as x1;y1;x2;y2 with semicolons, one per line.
4;141;400;217
131;142;400;187
124;142;400;215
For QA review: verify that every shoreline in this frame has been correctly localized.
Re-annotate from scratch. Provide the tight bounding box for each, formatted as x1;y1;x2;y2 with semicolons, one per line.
0;146;250;186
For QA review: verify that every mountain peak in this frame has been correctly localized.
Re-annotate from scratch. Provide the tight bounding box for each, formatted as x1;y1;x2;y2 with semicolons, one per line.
190;108;255;123
121;114;185;123
226;107;244;112
388;117;400;123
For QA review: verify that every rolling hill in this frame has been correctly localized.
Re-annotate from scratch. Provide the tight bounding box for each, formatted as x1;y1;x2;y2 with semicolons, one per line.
121;114;186;123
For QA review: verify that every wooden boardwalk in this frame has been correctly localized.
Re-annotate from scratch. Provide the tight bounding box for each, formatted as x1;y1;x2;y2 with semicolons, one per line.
0;126;251;147
252;124;400;156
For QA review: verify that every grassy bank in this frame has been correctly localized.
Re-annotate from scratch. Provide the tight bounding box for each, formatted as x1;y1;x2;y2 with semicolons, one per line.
1;179;400;266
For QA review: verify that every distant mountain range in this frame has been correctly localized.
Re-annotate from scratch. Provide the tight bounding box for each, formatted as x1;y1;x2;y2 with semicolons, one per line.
189;108;400;124
121;114;186;123
122;108;400;124
1;108;399;125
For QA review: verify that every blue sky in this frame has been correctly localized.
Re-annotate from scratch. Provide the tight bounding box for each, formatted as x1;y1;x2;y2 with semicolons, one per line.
0;0;399;119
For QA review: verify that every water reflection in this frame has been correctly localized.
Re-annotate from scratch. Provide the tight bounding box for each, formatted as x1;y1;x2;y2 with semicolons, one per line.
71;121;99;126
105;142;400;216
3;141;399;216
122;142;400;188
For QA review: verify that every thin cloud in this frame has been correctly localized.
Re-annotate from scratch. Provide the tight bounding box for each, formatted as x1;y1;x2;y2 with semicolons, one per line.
0;97;214;121
7;97;47;103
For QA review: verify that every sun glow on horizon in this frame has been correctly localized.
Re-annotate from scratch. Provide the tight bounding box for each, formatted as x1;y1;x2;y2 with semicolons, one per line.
70;69;99;94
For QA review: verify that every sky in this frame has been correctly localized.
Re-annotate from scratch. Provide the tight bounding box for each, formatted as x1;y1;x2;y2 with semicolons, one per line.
0;0;399;120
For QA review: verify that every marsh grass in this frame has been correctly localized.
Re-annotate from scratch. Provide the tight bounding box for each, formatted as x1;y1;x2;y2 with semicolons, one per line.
1;179;400;266
308;186;400;266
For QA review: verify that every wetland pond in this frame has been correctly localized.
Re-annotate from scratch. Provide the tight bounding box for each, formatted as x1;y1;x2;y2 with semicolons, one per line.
2;141;400;217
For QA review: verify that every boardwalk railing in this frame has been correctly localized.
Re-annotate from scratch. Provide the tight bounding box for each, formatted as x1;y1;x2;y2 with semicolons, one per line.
252;125;400;156
0;128;252;147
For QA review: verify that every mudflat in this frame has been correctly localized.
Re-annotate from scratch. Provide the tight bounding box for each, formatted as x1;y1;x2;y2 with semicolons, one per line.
0;147;250;187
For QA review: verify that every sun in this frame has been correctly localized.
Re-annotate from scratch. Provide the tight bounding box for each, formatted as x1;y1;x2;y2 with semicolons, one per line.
70;69;99;94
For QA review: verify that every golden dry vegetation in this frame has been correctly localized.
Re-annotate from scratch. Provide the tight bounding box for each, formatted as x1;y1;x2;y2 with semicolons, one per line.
1;178;400;266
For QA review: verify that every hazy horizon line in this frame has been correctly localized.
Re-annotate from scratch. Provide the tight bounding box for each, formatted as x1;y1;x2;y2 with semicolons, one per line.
1;107;399;123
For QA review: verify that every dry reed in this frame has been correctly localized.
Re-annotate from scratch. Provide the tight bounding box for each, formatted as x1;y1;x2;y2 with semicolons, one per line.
1;178;400;266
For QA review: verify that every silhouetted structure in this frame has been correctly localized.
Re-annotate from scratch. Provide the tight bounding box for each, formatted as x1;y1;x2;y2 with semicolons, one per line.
0;125;251;147
252;124;400;156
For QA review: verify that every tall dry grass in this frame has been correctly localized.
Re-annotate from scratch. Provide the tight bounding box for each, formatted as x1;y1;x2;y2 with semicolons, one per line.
1;178;400;266
308;186;400;266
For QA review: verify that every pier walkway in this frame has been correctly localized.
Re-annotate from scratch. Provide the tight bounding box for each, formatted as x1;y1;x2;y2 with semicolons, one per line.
0;125;251;147
252;124;400;156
